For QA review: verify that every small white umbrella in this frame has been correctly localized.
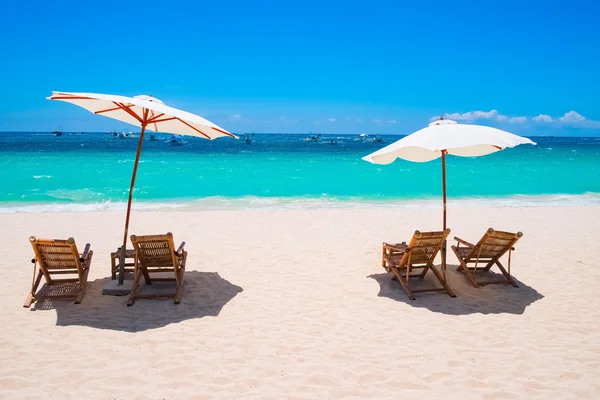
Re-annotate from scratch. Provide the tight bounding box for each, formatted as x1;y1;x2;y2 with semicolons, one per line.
48;91;237;284
362;118;536;275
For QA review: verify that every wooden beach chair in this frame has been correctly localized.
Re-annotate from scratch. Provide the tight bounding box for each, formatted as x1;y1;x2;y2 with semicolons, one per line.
127;232;187;306
24;237;93;308
451;228;523;288
381;229;455;300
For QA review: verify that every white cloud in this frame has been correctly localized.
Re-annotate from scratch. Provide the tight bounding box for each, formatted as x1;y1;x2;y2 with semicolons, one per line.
560;111;585;123
344;117;362;123
373;119;396;125
432;110;526;124
532;111;600;128
533;114;553;123
232;114;241;120
443;110;499;122
327;118;336;122
508;116;527;124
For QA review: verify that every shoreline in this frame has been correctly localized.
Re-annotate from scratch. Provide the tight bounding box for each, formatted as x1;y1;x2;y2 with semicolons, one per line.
1;192;599;213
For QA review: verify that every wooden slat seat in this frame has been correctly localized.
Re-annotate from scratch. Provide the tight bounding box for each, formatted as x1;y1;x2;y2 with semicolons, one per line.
127;232;187;306
24;236;93;307
451;228;522;288
381;229;455;300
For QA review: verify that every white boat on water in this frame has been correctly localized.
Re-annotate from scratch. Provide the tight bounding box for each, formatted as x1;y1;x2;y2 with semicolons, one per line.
170;135;184;145
303;133;321;142
119;130;135;139
359;133;382;143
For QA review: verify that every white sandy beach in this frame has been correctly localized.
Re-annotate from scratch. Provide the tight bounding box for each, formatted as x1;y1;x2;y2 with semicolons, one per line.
1;205;599;399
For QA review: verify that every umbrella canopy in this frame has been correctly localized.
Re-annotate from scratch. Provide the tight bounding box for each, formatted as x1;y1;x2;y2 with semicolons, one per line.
362;118;536;277
362;118;535;164
48;91;234;139
48;91;237;284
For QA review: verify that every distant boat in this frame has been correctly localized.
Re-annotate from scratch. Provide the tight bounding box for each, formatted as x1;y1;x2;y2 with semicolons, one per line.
360;133;382;143
170;135;184;145
242;134;252;144
52;125;62;136
303;133;321;142
119;130;134;139
150;134;156;141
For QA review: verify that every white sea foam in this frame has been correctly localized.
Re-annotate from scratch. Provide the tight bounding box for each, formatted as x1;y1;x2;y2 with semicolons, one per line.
32;175;53;179
0;201;187;214
0;193;599;213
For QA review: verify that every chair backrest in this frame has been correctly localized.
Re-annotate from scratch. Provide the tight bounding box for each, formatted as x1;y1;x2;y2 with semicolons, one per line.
30;236;83;279
466;228;523;260
130;232;178;270
402;229;450;266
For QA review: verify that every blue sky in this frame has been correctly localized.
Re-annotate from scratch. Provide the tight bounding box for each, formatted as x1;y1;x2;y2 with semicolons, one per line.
1;0;599;135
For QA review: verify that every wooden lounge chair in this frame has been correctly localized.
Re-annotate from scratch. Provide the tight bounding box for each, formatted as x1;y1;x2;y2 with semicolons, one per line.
381;229;455;300
451;228;523;288
127;232;187;306
24;237;93;308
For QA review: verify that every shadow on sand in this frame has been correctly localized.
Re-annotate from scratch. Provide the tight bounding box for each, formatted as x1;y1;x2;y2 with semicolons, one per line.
29;271;243;332
368;265;543;315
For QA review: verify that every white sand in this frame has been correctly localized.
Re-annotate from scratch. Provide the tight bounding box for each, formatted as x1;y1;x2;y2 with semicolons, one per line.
1;205;599;399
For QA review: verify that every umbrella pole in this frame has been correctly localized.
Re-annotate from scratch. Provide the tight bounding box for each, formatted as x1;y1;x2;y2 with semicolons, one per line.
118;114;149;285
441;150;447;281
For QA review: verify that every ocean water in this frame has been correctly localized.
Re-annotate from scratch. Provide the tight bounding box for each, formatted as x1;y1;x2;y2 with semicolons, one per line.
1;132;599;212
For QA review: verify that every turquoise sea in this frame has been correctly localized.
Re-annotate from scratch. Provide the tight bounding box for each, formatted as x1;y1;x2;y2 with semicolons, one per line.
1;132;599;212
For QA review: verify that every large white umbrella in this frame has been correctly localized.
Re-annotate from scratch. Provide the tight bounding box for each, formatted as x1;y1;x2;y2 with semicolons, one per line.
362;118;536;274
48;91;237;284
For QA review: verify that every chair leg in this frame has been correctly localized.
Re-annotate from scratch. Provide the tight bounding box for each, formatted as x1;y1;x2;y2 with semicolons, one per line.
127;266;143;306
495;261;519;287
75;251;93;304
174;253;187;304
452;245;479;288
23;293;35;308
389;262;398;280
75;281;86;304
23;270;44;308
111;253;117;280
427;263;456;298
141;267;152;285
383;255;397;279
174;267;185;304
418;265;429;279
390;265;415;300
483;260;495;271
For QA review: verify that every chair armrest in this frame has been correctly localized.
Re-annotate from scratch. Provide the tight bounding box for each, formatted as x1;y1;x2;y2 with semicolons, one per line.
79;243;91;262
383;242;408;252
454;237;475;248
175;241;186;256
